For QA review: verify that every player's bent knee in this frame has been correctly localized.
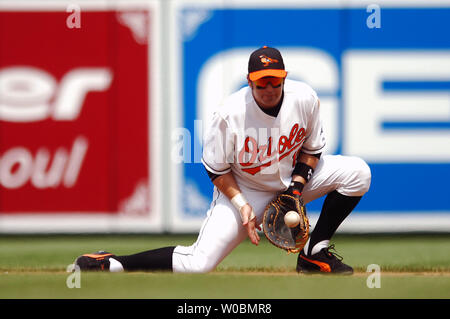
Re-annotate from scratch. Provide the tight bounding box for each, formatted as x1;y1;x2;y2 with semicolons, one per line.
337;156;371;197
172;246;219;273
351;157;371;195
188;256;218;273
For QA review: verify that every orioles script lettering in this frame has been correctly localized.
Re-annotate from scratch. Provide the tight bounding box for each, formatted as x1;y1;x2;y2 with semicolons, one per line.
238;123;306;175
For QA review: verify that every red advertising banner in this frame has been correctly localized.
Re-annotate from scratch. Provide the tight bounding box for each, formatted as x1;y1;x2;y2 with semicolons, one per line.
0;7;153;216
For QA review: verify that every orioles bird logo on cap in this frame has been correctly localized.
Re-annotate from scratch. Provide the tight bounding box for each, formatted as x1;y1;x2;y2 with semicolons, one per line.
259;55;279;67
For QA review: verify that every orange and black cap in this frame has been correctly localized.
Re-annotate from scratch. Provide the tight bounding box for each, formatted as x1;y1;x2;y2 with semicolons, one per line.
248;46;287;81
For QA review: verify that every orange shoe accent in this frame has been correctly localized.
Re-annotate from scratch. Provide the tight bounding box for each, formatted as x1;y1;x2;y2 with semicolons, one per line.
300;255;331;272
82;253;114;260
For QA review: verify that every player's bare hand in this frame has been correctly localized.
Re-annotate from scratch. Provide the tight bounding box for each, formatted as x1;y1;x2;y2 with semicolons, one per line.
241;204;261;245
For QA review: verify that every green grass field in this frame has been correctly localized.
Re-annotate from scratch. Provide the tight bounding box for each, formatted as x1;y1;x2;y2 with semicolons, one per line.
0;234;449;299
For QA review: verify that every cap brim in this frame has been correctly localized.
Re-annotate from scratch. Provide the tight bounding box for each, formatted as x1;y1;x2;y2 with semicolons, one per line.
249;69;287;81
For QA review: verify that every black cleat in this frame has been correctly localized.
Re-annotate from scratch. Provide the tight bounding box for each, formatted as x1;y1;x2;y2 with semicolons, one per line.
296;245;353;275
74;251;116;271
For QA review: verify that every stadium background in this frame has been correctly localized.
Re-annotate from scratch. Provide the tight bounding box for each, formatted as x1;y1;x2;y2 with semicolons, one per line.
0;0;449;234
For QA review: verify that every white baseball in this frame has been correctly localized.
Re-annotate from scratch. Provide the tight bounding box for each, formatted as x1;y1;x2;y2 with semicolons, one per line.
284;210;300;228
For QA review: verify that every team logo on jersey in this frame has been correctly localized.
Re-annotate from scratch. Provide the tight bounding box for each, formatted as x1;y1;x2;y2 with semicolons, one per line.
238;123;306;175
259;54;279;67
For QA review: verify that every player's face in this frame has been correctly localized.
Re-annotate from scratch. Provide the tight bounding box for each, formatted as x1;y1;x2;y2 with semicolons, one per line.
248;76;284;109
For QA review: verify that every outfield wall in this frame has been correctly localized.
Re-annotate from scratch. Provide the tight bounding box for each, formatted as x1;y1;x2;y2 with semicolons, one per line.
1;0;450;233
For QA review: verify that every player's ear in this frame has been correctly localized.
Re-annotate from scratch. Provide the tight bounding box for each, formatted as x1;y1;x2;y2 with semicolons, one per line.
247;75;253;88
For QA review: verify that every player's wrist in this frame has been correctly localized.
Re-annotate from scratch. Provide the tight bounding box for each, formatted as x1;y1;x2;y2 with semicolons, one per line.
292;162;314;183
231;193;247;210
231;193;255;221
287;181;304;195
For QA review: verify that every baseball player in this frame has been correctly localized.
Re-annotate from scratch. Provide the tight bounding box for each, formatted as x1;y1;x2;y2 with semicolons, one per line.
74;46;371;274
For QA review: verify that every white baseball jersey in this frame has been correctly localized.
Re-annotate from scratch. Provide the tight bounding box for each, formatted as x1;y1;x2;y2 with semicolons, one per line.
172;79;371;273
202;79;326;192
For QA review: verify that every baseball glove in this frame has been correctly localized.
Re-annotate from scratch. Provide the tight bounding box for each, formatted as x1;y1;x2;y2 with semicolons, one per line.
262;190;310;253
